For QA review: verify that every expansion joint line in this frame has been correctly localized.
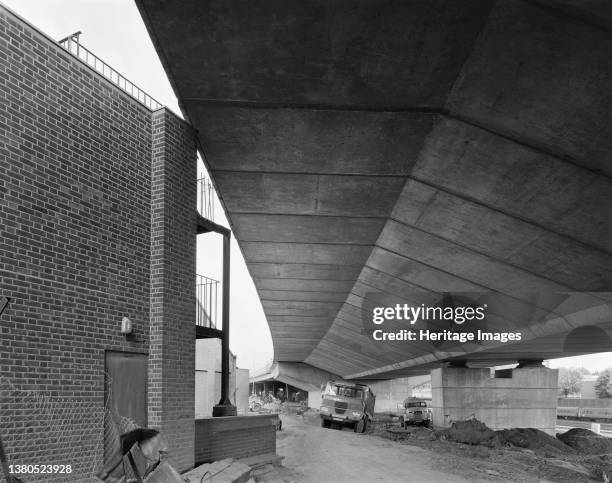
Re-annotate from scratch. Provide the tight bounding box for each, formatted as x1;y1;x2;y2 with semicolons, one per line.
186;99;609;181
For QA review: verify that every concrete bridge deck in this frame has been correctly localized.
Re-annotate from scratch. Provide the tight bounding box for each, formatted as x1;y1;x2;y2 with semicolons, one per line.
136;0;612;379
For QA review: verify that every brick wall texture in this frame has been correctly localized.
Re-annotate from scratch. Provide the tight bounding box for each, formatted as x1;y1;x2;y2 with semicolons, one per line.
194;415;277;465
149;109;197;472
0;6;196;480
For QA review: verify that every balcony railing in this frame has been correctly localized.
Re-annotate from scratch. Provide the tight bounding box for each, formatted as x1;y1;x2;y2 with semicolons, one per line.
197;177;215;222
196;274;219;330
58;32;162;111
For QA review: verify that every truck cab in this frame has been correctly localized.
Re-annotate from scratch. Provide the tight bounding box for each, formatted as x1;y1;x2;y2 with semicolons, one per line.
398;398;432;428
319;381;375;433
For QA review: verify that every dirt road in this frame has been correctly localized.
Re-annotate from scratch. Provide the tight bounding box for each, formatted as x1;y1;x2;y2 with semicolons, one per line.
256;414;610;483
273;415;469;483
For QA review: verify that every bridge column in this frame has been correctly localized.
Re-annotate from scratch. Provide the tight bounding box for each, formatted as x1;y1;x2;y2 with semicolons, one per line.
431;366;558;435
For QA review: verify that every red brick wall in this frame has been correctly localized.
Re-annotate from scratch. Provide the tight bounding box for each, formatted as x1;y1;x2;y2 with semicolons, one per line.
0;6;197;480
149;108;197;472
195;415;278;465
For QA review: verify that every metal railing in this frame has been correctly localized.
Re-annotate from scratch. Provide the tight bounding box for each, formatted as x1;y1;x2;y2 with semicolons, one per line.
58;32;162;111
197;177;215;221
196;274;219;330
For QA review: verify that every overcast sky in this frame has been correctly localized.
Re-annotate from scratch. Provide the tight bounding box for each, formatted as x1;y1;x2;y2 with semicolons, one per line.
4;0;610;374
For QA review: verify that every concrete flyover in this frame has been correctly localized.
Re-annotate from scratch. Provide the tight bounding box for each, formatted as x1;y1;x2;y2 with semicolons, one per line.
135;0;612;384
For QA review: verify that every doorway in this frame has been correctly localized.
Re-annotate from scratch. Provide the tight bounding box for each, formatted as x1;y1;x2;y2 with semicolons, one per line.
104;351;148;461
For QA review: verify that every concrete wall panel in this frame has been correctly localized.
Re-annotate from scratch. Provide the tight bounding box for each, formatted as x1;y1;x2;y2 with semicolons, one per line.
431;367;559;434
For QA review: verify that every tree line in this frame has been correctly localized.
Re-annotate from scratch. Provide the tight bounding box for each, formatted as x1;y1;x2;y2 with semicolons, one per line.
558;366;612;398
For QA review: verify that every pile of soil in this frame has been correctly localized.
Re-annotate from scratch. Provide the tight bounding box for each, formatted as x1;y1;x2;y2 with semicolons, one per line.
433;420;612;480
498;427;574;457
557;428;612;455
581;454;612;481
437;419;577;457
437;419;498;446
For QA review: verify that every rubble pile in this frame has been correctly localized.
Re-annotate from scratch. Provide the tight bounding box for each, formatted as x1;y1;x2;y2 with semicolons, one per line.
436;419;602;458
557;428;612;455
434;420;611;481
498;427;573;456
436;419;498;446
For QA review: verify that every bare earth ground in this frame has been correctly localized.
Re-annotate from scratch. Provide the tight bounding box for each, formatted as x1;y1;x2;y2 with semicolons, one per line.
257;413;469;483
253;413;611;483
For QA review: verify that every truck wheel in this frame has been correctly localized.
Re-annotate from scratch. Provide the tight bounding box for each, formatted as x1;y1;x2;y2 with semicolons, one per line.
355;417;367;433
321;418;331;428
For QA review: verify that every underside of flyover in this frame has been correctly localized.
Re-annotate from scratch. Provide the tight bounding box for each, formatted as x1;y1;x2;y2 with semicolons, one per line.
136;0;612;380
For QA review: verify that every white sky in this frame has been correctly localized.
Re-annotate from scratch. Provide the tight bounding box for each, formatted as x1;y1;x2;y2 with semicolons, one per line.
546;353;612;372
4;0;611;374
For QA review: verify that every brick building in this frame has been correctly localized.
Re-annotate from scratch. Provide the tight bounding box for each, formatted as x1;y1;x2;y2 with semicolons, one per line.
0;5;198;479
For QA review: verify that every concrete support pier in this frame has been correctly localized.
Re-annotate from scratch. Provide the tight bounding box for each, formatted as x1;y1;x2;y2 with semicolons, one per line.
431;366;559;435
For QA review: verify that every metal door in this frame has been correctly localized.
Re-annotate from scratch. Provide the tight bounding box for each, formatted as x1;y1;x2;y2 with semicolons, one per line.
104;351;147;461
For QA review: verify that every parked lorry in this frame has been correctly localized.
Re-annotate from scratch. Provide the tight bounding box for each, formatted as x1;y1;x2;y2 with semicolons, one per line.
397;398;433;428
319;380;375;433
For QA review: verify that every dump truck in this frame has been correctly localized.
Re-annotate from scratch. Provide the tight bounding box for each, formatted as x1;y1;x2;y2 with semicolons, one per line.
319;381;375;433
